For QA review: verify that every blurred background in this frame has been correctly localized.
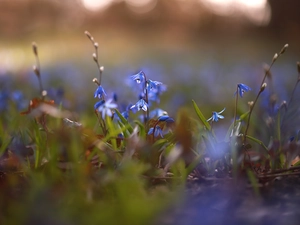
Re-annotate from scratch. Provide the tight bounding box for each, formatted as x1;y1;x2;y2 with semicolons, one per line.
1;0;300;139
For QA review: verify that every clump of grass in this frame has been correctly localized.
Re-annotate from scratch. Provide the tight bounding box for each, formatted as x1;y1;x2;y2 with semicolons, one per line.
0;33;299;225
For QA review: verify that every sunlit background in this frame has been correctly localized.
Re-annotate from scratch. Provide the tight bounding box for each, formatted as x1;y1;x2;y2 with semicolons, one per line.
81;0;270;25
1;0;300;129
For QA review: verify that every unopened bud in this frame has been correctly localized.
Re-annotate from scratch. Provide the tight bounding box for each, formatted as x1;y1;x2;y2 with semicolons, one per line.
100;66;104;72
280;101;287;111
84;31;94;42
263;63;272;79
248;101;254;109
32;42;38;55
33;65;40;76
92;53;97;62
260;83;267;92
94;42;98;48
42;90;47;97
93;78;100;86
279;44;289;55
272;53;278;62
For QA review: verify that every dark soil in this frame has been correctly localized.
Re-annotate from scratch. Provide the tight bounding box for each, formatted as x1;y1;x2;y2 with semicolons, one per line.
155;176;300;225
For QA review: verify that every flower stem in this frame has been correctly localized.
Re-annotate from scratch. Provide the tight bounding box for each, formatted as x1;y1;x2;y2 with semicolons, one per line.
233;85;239;129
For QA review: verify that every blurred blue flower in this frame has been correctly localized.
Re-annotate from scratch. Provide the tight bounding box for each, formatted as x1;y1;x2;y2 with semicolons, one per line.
94;86;106;99
131;71;145;84
94;100;105;110
11;90;27;110
207;108;225;122
130;99;148;112
149;108;168;118
0;89;9;111
148;126;163;138
147;79;162;91
236;83;251;97
95;99;118;119
148;82;167;103
158;115;174;123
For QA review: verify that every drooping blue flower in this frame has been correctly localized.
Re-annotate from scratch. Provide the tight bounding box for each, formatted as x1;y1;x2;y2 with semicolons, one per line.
207;108;226;122
148;126;163;138
94;100;105;110
149;108;168;118
235;83;251;97
130;99;148;112
95;99;117;119
147;79;162;91
131;71;145;84
158;115;175;123
94;85;106;99
148;82;167;103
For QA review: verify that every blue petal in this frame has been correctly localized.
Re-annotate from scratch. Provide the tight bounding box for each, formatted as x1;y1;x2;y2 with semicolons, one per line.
94;100;105;110
158;115;174;123
147;127;154;135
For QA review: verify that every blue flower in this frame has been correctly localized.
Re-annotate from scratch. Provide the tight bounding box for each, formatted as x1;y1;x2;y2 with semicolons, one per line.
148;126;163;138
207;108;225;122
94;86;106;99
147;79;162;91
158;115;174;123
94;100;105;110
235;83;251;97
131;71;145;84
130;99;148;112
95;99;117;119
149;108;168;118
148;82;167;103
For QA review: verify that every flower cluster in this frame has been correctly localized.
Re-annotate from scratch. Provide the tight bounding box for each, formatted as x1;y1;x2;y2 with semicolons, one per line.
147;115;175;138
129;71;167;121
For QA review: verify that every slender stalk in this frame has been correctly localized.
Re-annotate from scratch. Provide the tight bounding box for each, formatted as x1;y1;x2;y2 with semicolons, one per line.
141;71;149;126
233;85;239;128
85;31;103;85
243;44;288;144
32;42;44;96
95;110;107;135
280;63;300;128
243;84;266;144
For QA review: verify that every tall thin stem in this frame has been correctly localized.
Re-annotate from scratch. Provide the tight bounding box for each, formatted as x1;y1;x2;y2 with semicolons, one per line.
243;84;266;144
280;62;300;129
85;31;103;85
233;85;239;128
242;44;288;144
32;42;44;96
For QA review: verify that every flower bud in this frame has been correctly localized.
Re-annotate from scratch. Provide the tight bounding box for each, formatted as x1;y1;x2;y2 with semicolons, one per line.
32;42;38;55
272;53;278;63
33;65;40;77
92;53;97;62
42;90;47;97
84;31;94;42
93;78;100;86
279;44;289;55
260;83;267;92
248;101;254;109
